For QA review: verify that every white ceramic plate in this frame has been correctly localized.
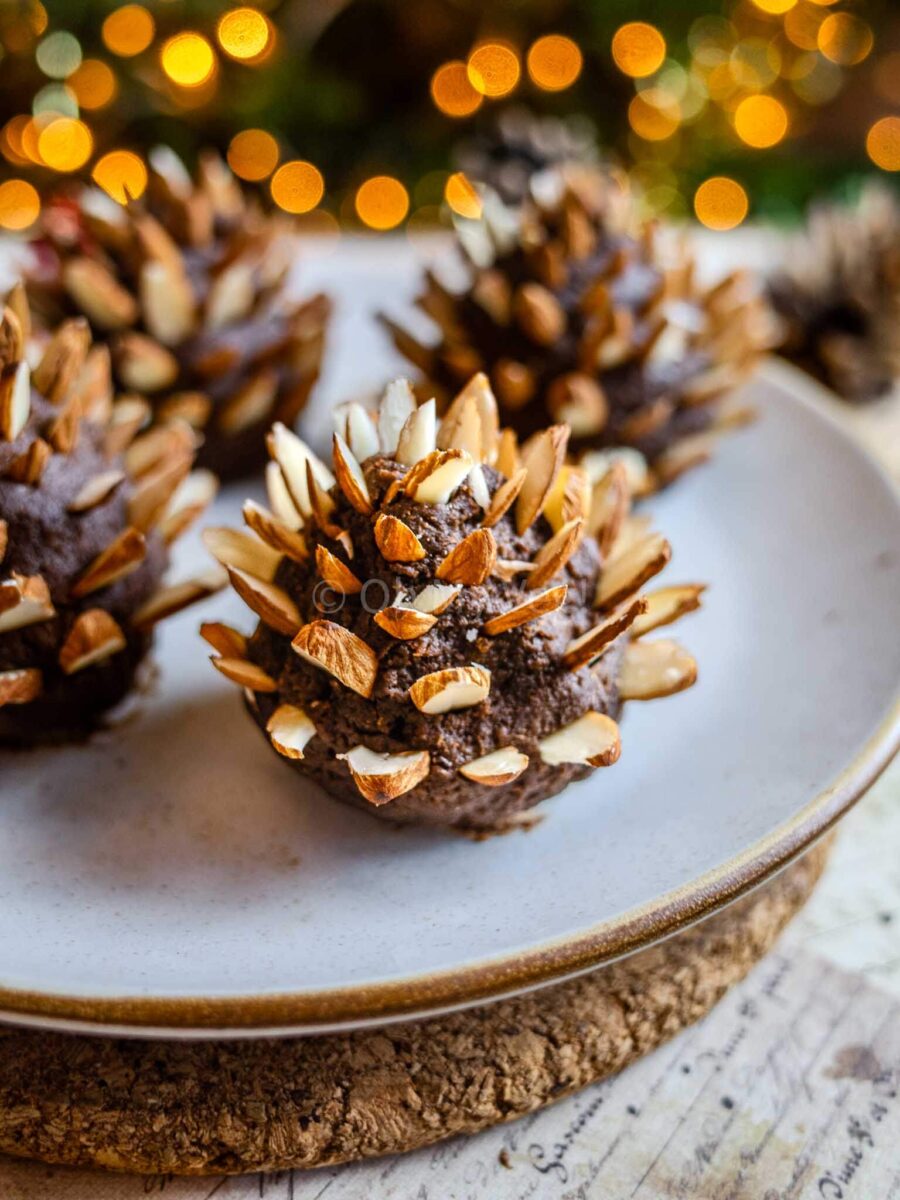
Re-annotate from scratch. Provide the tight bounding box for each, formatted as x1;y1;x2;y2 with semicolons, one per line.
0;245;898;1038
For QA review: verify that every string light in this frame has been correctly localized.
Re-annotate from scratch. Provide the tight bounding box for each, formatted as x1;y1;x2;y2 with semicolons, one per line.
430;61;482;117
866;117;900;172
161;33;216;87
68;59;117;109
217;8;271;62
467;44;520;98
37;116;92;171
612;23;667;79
92;150;148;202
228;129;279;181
270;160;324;213
0;179;40;230
526;35;583;91
102;5;155;57
444;172;482;219
355;176;409;230
734;95;789;148
694;177;748;230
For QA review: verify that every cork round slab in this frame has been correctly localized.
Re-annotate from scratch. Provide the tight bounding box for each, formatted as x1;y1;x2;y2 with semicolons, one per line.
0;838;828;1177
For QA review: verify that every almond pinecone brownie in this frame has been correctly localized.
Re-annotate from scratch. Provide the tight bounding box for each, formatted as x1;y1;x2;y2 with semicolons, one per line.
204;372;702;830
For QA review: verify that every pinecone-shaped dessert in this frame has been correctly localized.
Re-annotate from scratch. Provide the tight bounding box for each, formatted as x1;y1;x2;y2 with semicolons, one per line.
203;373;702;830
26;148;331;480
382;169;774;489
455;106;599;208
768;183;900;403
0;285;222;747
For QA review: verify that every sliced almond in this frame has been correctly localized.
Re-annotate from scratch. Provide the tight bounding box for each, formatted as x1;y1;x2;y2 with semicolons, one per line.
228;565;300;636
543;465;590;534
332;433;372;515
404;448;473;505
0;574;55;633
292;619;377;698
103;396;150;458
316;544;362;595
46;398;81;455
374;513;426;563
483;584;567;637
265;460;303;529
305;459;339;536
203;527;281;582
539;712;621;768
409;664;491;714
157;391;212;430
132;568;226;630
0;520;7;563
125;422;196;480
71;527;146;598
212;656;278;692
6;437;51;485
632;584;705;637
481;468;526;529
377;378;417;457
58;610;127;674
114;332;179;393
206;260;254;329
242;499;308;563
139;260;195;347
436;527;497;586
619;639;697;700
467;465;491;510
0;667;42;707
516;425;568;534
374;605;437;640
337;745;430;806
596;532;671;610
563;595;648;672
216;368;278;435
412;582;461;615
514;282;566;346
493;360;536;411
200;621;247;659
459;746;529;787
546;373;608;437
587;462;630;556
581;447;651;500
344;402;380;463
0;302;24;364
62;258;138;331
128;454;192;532
32;318;90;404
608;514;652;562
437;390;482;459
494;558;536;582
528;518;584;590
495;428;521;479
267;704;316;760
395;398;437;466
158;470;218;544
0;361;31;442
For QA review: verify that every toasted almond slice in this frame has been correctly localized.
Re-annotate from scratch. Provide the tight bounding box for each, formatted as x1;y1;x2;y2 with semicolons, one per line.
653;433;715;488
103;396;150;458
156;390;211;430
158;469;218;544
587;462;630;556
395;398;437;466
539;712;621;768
337;745;430;806
332;433;373;516
228;566;300;636
265;461;303;529
459;746;529;787
305;459;339;534
495;427;520;478
494;558;535;582
316;544;363;595
547;373;608;437
0;301;24;363
32;318;90;404
528;518;583;590
377;378;417;457
632;584;705;637
6;437;51;485
58;610;127;674
132;568;226;630
0;574;55;633
493;359;536;410
483;584;567;636
212;656;278;692
242;499;308;563
514;282;566;346
206;260;254;329
596;532;671;610
0;361;31;442
46;397;81;455
481;468;526;529
344;402;380;463
267;423;334;519
405;448;473;505
62;257;138;331
71;528;146;598
200;621;248;659
619;639;697;700
126;421;197;480
216;368;278;435
438;390;482;460
203;527;281;583
292;619;377;697
266;703;316;760
436;527;497;586
374;513;426;563
128;454;192;532
412;582;461;615
114;332;179;393
516;425;569;534
563;595;647;672
0;520;7;563
374;605;437;640
581;447;651;499
608;514;652;562
0;667;42;707
543;465;590;534
409;664;490;714
140;260;195;346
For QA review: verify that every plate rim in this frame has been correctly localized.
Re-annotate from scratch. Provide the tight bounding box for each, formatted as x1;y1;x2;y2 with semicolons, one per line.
1;358;898;1038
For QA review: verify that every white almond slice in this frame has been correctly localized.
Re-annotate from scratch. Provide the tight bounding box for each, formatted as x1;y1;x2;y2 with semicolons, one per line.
0;667;42;707
516;425;569;534
126;421;197;480
267;423;335;519
203;527;281;583
140;260;195;346
495;428;520;478
132;568;226;630
539;712;621;768
292;619;378;698
618;639;698;700
212;656;278;692
395;398;437;466
543;465;590;534
0;575;55;633
266;704;316;760
438;392;482;459
483;584;567;636
114;332;179;394
632;585;705;638
377;378;417;456
206;261;254;329
337;745;430;806
0;361;31;442
608;514;652;562
409;664;490;714
265;461;303;530
374;605;437;640
596;532;671;610
412;582;461;615
71;528;146;598
580;447;651;498
528;518;583;591
459;746;529;787
315;545;362;595
200;621;248;659
436;527;496;586
406;448;473;505
374;513;426;562
58;609;127;674
158;469;218;544
242;499;308;563
494;559;535;582
332;433;373;516
467;463;490;509
103;395;150;457
228;566;300;636
344;403;380;463
481;468;526;529
563;595;647;672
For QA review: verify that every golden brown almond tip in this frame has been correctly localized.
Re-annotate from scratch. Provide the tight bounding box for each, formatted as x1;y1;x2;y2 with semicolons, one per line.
315;544;363;595
267;704;316;760
0;573;55;633
374;513;426;563
516;424;569;534
203;526;282;583
200;620;248;659
6;437;51;485
0;667;43;707
632;584;705;637
332;433;373;516
459;746;529;787
483;584;567;636
242;499;308;563
409;664;491;714
373;605;437;640
595;532;671;611
436;527;497;586
292;619;378;698
58;610;127;675
563;594;647;672
133;569;226;630
212;656;278;693
337;745;431;805
481;467;526;528
227;565;300;637
71;527;146;598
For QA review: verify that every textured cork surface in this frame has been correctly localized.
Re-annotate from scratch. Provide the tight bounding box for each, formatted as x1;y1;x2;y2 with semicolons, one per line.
0;839;829;1177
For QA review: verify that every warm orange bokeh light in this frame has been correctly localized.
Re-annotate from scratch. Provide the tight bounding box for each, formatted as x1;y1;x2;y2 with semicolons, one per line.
270;161;324;213
611;23;666;79
0;180;41;231
0;116;33;166
751;0;797;12
734;95;789;148
467;44;521;98
629;94;680;141
527;35;583;91
102;5;155;57
92;150;148;203
784;3;827;51
694;177;749;230
37;117;93;172
217;8;270;61
867;117;900;171
355;175;410;230
68;59;118;109
817;13;873;66
228;129;280;181
444;172;482;219
161;32;216;87
430;61;482;117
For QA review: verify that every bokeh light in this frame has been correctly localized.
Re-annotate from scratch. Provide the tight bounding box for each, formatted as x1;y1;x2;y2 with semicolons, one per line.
526;35;583;91
784;3;827;51
629;94;680;141
0;117;32;166
161;32;216;87
102;5;155;58
35;31;82;79
33;83;78;118
444;172;482;219
430;61;482;117
467;44;520;98
0;179;40;231
866;117;900;172
611;23;667;79
734;95;789;148
270;160;324;213
92;150;148;202
37;116;92;171
217;8;271;62
751;0;797;12
228;129;279;181
68;59;117;109
694;176;749;230
355;175;409;230
817;13;873;66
